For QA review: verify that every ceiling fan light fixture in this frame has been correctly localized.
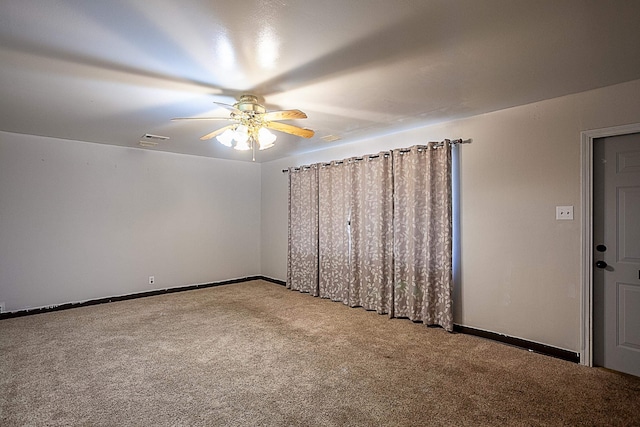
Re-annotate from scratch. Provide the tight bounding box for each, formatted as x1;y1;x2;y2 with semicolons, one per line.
258;141;275;150
258;127;276;150
216;128;235;147
234;138;251;151
234;125;250;144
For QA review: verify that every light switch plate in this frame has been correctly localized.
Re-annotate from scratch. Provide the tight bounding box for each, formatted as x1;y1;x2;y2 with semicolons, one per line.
556;205;574;220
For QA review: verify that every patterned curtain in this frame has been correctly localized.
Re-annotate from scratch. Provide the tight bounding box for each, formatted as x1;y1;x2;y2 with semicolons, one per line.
287;141;454;331
287;165;319;295
318;161;350;301
347;154;394;312
392;143;453;331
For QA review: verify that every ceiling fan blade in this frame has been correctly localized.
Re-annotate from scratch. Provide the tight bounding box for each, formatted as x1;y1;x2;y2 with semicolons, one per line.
171;117;232;121
262;109;308;121
213;101;243;115
200;124;236;141
265;121;315;138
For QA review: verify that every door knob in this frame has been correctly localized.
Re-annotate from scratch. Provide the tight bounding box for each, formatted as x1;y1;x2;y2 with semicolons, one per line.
596;261;608;269
596;244;607;252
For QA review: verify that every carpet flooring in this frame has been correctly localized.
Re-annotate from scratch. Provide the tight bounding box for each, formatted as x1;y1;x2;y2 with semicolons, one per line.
1;280;639;426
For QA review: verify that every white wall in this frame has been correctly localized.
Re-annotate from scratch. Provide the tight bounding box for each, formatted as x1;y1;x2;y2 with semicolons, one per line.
261;79;640;352
0;132;261;311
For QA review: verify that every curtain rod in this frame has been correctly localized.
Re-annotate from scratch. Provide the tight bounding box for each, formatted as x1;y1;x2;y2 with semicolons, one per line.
282;138;468;173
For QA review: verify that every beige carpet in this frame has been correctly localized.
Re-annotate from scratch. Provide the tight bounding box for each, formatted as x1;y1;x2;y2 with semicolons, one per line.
1;280;638;426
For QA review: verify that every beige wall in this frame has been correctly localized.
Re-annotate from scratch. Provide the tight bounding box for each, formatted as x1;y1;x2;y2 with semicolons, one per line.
260;79;640;352
0;132;262;311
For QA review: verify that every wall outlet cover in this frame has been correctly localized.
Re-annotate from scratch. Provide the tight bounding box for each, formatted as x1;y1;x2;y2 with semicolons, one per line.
556;205;574;220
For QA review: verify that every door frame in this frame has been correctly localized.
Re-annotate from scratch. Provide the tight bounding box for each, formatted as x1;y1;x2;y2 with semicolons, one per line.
580;122;640;366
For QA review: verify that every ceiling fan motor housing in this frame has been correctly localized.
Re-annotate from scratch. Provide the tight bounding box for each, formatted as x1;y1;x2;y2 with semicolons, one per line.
235;95;266;115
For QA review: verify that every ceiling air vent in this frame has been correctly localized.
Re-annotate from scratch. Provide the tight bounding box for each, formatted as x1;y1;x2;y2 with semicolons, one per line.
321;134;342;142
139;133;170;147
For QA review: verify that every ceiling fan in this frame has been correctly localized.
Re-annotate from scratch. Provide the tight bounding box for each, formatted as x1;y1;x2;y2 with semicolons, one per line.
172;94;314;159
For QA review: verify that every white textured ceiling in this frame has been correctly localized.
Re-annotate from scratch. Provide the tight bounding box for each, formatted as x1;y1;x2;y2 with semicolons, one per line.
1;0;640;162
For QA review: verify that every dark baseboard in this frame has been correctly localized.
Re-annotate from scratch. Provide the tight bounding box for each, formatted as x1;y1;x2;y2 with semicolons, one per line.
453;324;580;364
0;275;275;320
260;276;286;286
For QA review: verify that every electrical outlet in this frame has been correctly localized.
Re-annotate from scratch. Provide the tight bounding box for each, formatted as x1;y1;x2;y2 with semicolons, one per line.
556;205;574;220
149;276;155;285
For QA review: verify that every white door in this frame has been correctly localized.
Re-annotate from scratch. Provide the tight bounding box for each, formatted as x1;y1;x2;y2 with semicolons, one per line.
593;132;640;377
